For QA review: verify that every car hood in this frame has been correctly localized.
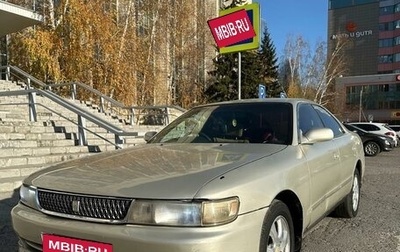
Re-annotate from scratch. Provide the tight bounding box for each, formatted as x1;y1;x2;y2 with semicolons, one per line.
26;143;286;199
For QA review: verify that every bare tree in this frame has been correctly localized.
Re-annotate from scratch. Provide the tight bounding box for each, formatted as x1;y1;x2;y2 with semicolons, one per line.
280;34;348;108
281;34;310;94
314;37;349;106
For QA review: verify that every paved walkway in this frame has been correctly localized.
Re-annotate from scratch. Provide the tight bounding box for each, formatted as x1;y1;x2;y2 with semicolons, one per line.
0;190;20;251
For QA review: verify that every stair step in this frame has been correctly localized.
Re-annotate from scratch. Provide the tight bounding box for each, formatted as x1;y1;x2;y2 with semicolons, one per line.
0;163;74;193
0;152;93;168
0;164;45;180
0;177;25;193
0;145;91;159
0;138;76;148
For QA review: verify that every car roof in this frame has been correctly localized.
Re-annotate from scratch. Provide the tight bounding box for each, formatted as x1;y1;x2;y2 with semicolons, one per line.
350;122;385;125
195;98;317;108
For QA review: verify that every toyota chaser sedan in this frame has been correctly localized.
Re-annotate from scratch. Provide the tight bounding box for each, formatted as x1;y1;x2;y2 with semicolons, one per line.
12;98;365;252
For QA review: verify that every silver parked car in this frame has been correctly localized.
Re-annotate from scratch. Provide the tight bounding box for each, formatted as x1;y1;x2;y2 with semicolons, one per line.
12;99;365;252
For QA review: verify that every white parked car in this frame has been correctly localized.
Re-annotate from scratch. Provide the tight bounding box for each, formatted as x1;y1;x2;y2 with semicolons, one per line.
388;125;400;140
349;122;398;147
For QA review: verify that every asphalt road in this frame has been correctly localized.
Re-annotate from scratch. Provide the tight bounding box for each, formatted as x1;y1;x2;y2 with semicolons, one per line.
1;148;399;252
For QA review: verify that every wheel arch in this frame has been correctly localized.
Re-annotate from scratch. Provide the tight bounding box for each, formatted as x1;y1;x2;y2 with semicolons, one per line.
275;190;303;252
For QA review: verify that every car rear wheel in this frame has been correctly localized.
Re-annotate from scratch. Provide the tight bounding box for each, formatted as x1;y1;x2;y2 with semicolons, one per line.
260;200;294;252
334;169;361;218
364;141;380;156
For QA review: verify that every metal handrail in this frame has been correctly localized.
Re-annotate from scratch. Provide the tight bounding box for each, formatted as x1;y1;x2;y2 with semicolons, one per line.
0;88;137;149
0;101;126;149
0;65;186;126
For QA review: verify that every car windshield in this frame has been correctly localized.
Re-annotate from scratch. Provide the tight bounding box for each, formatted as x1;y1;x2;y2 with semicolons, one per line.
148;103;293;145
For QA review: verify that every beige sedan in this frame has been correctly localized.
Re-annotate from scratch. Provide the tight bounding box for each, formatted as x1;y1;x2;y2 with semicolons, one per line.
12;98;365;252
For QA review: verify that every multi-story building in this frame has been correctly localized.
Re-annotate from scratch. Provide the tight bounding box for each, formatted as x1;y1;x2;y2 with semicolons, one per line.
329;0;400;123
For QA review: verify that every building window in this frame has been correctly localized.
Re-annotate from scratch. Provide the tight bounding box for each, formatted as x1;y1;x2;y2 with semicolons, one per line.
355;0;378;4
329;0;353;9
379;22;394;31
379;38;393;47
379;55;393;63
395;3;400;12
380;6;394;15
395;20;400;29
394;36;400;46
378;84;389;92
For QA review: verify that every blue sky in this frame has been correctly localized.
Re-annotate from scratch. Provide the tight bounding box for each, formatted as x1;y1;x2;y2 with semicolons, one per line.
254;1;328;58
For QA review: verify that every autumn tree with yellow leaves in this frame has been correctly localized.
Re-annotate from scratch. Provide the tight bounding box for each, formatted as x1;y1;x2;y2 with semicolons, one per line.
7;0;214;108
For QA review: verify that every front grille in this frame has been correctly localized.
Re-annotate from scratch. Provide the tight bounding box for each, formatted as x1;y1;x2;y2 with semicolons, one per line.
37;189;132;222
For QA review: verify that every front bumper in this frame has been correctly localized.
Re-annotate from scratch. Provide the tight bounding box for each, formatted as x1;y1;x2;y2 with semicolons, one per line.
12;203;267;252
382;141;394;151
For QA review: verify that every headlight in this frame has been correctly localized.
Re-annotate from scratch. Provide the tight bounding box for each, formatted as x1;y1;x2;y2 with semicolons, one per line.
19;184;39;209
129;197;239;227
379;136;390;144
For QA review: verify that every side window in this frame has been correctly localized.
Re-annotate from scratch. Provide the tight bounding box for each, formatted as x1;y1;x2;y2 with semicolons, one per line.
354;124;367;131
357;124;377;131
371;125;380;131
313;105;344;137
298;104;324;136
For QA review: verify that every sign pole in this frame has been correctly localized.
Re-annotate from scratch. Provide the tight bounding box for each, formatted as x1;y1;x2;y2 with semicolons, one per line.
238;52;241;100
207;3;260;101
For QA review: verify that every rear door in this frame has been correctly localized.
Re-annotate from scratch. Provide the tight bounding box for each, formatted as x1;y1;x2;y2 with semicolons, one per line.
298;103;341;224
313;105;355;205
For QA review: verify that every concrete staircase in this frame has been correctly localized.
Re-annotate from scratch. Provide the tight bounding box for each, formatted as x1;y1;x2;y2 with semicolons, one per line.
0;79;166;192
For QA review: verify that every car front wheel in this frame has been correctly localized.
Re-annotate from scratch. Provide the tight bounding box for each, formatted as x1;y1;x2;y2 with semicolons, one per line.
334;169;361;218
364;141;380;156
260;200;294;252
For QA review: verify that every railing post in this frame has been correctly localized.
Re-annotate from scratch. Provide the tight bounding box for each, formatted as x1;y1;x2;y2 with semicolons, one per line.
114;135;123;149
164;107;170;125
26;78;31;89
100;96;105;113
6;66;10;81
28;92;37;122
71;83;77;100
129;108;135;125
77;115;87;146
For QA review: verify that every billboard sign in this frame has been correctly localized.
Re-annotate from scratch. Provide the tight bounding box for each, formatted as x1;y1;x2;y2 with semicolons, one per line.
215;3;260;54
208;9;256;48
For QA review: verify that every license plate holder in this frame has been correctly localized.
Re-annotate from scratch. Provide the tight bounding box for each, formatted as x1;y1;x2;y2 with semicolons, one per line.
42;234;113;252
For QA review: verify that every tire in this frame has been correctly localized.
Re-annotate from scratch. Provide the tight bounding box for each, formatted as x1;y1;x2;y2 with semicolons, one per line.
364;141;380;156
259;200;294;252
334;169;361;218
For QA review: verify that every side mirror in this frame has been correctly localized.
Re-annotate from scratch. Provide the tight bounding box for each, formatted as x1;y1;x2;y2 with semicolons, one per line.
302;128;334;144
144;131;157;142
